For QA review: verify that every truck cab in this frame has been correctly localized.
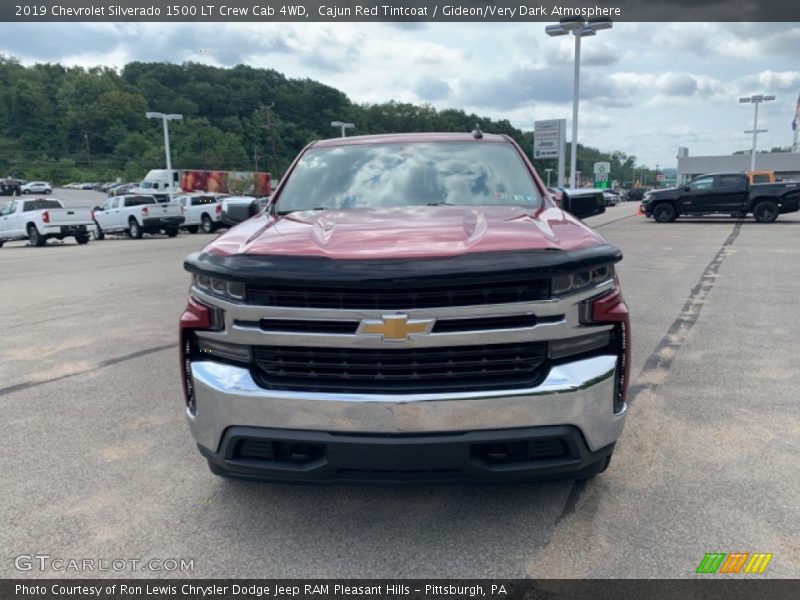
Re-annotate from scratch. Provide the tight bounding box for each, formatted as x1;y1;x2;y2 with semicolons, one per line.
643;172;800;222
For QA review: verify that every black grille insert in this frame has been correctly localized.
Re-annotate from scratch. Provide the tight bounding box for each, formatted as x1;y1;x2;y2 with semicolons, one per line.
247;279;550;309
252;342;548;393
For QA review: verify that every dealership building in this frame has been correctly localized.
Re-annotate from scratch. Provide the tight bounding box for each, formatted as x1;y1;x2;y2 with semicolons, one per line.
676;148;800;183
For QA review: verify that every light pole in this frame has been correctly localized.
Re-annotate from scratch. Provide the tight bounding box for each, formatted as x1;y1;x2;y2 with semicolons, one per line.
146;111;183;203
544;168;554;187
739;94;775;171
331;120;354;138
83;132;91;167
546;16;613;189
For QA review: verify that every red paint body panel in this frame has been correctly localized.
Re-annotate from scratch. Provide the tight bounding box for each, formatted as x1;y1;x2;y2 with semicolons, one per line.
201;133;605;259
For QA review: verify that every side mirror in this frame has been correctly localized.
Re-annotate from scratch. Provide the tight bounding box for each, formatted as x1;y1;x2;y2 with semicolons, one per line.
683;185;691;192
561;191;605;220
93;206;102;211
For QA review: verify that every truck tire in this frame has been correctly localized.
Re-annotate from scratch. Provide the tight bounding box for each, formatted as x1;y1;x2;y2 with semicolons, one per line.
186;225;199;234
752;200;779;223
652;202;677;223
0;240;4;248
201;214;216;234
75;234;90;245
166;227;179;238
92;223;105;240
28;224;46;246
128;219;143;239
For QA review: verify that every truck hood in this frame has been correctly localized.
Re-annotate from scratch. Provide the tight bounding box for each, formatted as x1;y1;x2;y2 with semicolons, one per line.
647;186;681;198
205;205;606;259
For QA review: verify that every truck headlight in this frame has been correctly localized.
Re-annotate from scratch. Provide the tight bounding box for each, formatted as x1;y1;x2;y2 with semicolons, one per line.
197;338;252;363
551;265;614;296
194;274;246;302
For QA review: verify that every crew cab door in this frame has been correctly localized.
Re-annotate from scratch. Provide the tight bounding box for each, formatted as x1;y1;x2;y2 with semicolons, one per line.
677;175;716;213
94;197;119;230
713;174;748;212
0;200;19;239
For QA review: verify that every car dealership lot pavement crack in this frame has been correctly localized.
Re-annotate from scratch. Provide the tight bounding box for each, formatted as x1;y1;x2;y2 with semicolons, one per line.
0;343;174;397
627;219;743;399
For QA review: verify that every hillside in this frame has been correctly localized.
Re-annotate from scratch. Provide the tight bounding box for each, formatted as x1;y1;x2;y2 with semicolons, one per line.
0;56;653;185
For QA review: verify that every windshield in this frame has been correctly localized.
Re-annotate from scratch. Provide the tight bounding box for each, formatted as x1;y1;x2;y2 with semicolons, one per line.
124;196;156;207
275;141;542;214
23;199;62;211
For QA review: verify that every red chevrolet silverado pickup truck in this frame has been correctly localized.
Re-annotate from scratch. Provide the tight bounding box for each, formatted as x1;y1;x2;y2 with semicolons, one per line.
180;132;630;483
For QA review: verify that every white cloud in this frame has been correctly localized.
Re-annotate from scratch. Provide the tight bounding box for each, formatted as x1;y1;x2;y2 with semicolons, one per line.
1;21;799;168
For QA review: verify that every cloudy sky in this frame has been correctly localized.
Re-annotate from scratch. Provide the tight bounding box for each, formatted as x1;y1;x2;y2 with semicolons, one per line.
2;21;800;168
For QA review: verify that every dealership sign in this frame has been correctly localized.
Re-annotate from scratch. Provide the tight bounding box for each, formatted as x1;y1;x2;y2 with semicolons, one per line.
533;119;566;159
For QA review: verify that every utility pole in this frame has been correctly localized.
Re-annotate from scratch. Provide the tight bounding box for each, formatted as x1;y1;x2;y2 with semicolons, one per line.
83;132;91;167
259;102;278;173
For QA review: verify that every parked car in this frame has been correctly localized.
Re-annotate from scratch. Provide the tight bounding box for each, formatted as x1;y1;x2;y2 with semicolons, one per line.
0;197;92;246
21;181;52;195
180;131;630;483
627;188;647;203
176;193;226;234
642;172;800;223
0;178;23;196
108;182;137;196
603;190;621;206
92;194;185;239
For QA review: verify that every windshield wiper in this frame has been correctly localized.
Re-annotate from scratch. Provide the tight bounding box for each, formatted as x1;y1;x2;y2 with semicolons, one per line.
277;207;328;216
425;202;454;206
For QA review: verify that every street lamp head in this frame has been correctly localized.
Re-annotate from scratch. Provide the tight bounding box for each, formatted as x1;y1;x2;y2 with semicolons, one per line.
739;97;752;103
331;120;344;127
764;95;776;101
146;111;164;118
166;114;184;121
545;24;569;36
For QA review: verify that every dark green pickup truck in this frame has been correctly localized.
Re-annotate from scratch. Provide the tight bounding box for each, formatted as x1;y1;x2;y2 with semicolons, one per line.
642;172;800;223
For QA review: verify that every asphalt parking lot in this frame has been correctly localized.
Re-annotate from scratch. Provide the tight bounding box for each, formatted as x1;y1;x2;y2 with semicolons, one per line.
1;189;798;578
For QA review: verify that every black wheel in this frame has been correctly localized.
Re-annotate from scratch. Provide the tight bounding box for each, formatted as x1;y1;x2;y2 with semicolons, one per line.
22;189;30;194
45;189;51;195
75;234;90;245
28;225;46;246
128;219;143;239
0;240;4;248
92;223;105;240
186;225;199;234
652;202;677;223
752;200;779;223
201;215;216;234
166;227;179;238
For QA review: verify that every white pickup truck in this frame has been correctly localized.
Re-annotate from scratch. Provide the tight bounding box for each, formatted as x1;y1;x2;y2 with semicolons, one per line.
92;194;185;239
175;193;225;234
0;197;92;247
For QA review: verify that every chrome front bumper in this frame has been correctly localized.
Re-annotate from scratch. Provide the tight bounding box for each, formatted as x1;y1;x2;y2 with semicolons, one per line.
187;354;626;455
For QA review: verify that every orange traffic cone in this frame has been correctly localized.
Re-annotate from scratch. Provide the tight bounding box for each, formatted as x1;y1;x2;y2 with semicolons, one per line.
636;204;644;216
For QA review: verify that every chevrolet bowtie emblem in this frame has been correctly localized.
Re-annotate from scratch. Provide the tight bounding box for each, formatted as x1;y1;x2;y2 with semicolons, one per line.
358;314;435;341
